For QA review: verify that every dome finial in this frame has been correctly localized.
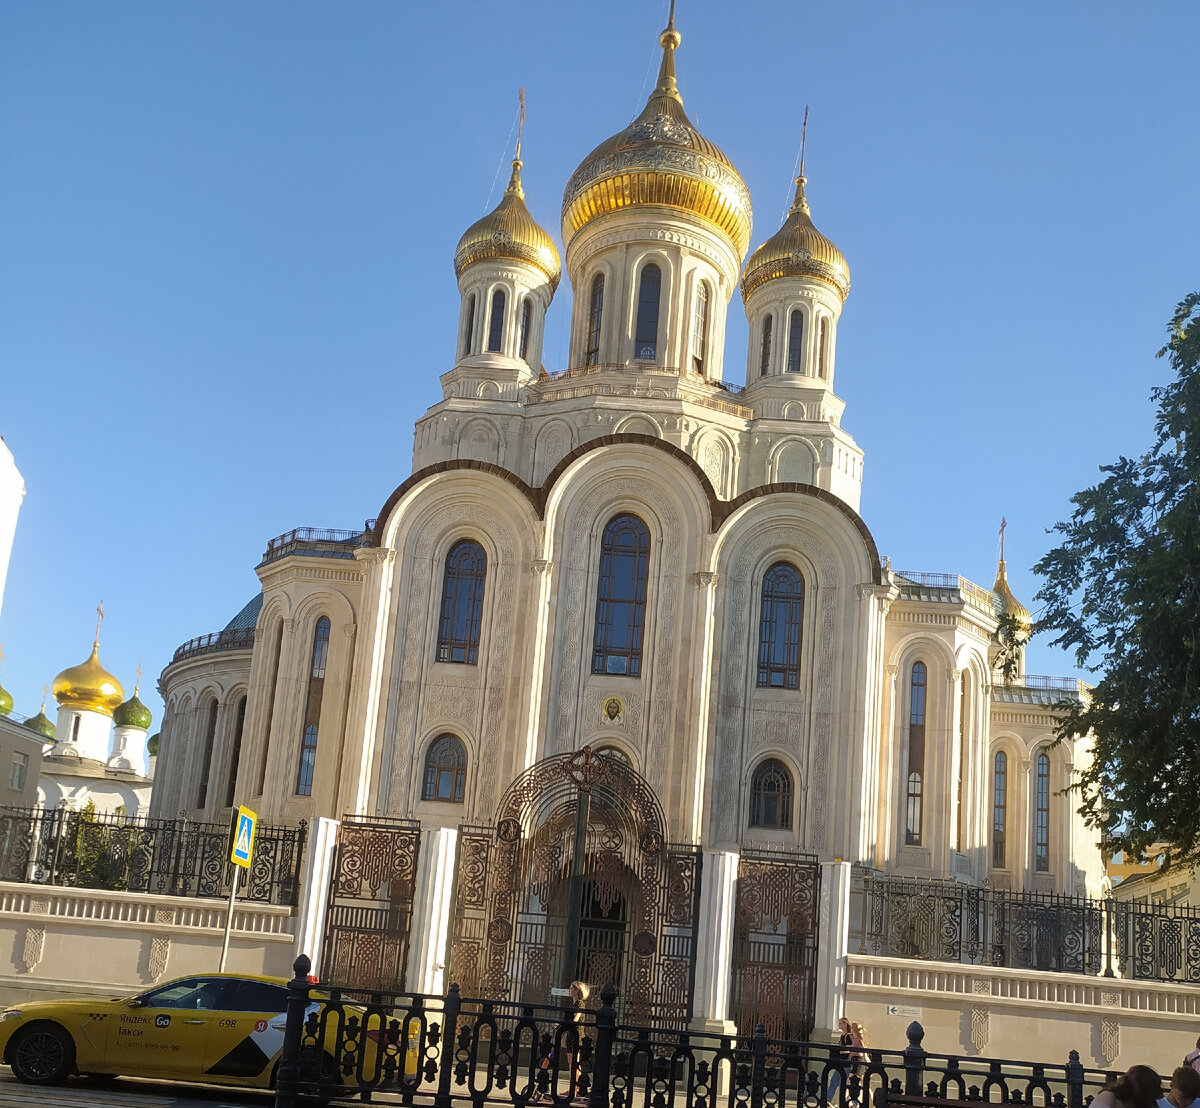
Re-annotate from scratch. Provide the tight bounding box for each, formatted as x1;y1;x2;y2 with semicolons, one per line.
656;1;682;103
790;107;812;217
93;598;104;651
506;88;526;200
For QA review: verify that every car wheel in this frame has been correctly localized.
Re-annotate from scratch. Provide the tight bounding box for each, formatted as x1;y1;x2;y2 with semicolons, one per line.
9;1022;75;1085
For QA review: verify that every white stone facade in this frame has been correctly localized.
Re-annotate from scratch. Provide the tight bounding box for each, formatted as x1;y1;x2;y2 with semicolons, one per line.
154;20;1104;912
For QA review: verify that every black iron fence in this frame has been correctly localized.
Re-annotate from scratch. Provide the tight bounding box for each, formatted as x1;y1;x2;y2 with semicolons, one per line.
853;870;1200;984
0;805;306;906
273;956;1117;1108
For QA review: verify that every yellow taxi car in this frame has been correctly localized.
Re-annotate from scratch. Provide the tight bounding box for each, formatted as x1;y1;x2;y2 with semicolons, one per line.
0;971;328;1090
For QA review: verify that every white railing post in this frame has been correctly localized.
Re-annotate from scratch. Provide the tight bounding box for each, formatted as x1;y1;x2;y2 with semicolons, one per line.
814;860;853;1040
689;849;739;1034
405;826;459;995
293;816;339;975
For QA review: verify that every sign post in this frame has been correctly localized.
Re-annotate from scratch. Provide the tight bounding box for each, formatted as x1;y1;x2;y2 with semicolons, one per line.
220;805;257;972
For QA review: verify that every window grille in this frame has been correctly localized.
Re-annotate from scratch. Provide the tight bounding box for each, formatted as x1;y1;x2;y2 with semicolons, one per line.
591;514;651;677
436;541;487;664
749;758;793;829
756;562;803;689
423;734;467;802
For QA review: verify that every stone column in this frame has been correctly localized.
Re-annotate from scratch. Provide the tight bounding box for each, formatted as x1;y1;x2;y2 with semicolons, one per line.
294;816;339;973
406;826;459;995
689;849;739;1035
812;860;852;1041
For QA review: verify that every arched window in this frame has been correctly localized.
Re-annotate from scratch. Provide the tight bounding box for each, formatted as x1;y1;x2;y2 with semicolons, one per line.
905;662;927;846
759;314;773;375
591;514;651;677
487;288;506;353
992;751;1008;869
423;734;467;802
223;695;247;809
1035;751;1051;871
462;293;476;357
196;699;218;808
586;274;604;365
818;317;829;379
436;540;487;664
749;758;793;829
596;745;631;766
757;562;804;689
295;616;330;796
255;621;284;796
786;310;804;373
519;298;532;361
634;264;661;360
691;281;709;375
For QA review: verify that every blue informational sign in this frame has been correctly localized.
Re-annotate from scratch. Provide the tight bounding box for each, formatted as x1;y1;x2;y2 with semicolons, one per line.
231;805;257;868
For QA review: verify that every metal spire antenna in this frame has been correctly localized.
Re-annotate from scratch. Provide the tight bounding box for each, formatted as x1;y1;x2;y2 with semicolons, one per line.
134;662;142;697
799;103;809;178
93;599;104;649
667;0;676;29
785;105;810;224
516;87;525;161
999;516;1008;563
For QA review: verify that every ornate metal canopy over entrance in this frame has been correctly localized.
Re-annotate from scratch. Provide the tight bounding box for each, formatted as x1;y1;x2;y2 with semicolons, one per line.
449;747;701;1028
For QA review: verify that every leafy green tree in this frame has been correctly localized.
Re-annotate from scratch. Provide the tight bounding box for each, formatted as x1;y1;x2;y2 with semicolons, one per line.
1035;292;1200;869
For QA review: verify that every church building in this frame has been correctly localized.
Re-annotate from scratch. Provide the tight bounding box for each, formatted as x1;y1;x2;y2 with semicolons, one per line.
152;13;1104;1031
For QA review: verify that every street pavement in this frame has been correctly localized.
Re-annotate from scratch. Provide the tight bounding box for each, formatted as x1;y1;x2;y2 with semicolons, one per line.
0;1069;277;1107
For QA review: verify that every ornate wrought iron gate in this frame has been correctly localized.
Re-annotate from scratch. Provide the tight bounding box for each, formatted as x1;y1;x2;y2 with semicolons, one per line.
323;815;422;991
730;849;821;1040
449;748;702;1029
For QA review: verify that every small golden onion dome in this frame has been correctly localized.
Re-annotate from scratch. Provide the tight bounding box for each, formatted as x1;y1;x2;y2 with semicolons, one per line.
992;559;1034;634
561;19;752;258
454;159;561;291
741;176;850;301
52;644;125;716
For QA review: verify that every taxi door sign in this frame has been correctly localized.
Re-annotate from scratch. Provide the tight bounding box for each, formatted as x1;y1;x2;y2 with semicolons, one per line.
231;805;257;868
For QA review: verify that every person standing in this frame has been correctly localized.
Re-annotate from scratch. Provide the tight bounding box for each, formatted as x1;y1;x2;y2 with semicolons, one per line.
1158;1067;1200;1108
1186;1037;1200;1077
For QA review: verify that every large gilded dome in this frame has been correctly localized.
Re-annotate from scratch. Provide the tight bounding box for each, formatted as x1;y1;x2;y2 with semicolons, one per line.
52;644;124;716
993;559;1034;634
561;19;752;258
741;176;850;301
455;159;561;291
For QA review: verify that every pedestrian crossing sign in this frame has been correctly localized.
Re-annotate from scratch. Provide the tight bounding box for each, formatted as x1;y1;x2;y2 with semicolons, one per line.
231;805;257;868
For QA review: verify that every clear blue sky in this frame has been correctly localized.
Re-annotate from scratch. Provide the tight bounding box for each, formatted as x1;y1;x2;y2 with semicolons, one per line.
2;1;1197;728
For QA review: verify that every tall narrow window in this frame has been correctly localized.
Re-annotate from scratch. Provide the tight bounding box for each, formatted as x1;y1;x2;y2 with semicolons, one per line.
462;293;476;357
786;310;805;373
422;734;467;802
818;317;829;379
956;674;969;851
591;514;651;677
759;314;773;376
634;264;661;360
905;662;927;846
757;562;804;689
992;751;1008;869
295;616;330;797
436;540;487;664
519;298;532;361
487;289;505;353
586;274;604;365
255;621;284;796
749;758;793;829
197;700;218;809
223;696;247;809
1035;751;1051;871
691;282;709;375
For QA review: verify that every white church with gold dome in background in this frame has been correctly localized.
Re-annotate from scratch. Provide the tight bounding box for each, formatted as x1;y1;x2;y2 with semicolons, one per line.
144;9;1107;1020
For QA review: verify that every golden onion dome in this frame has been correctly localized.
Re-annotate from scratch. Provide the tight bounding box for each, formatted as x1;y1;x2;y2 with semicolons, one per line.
992;559;1034;634
561;17;752;258
52;643;125;716
454;158;561;291
741;175;850;301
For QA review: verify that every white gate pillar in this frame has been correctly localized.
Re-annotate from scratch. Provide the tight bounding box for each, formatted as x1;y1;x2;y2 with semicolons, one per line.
294;816;340;974
405;826;459;995
689;849;739;1035
813;860;852;1041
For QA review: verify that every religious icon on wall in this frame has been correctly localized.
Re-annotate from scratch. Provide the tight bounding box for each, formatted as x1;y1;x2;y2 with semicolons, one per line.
602;695;625;724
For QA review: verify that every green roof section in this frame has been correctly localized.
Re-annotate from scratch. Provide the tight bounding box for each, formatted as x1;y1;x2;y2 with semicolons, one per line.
113;693;153;730
24;710;55;739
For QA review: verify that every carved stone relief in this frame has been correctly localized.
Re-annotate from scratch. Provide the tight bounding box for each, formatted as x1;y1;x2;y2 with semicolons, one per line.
970;1006;989;1052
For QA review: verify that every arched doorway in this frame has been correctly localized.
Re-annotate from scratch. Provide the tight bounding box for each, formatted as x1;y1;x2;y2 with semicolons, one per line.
449;748;701;1028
